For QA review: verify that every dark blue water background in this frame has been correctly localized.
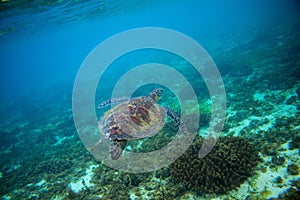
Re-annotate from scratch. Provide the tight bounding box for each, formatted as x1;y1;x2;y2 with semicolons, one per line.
1;0;298;103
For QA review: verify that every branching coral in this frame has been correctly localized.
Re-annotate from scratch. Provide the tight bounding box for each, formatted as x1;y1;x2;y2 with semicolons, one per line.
170;136;260;194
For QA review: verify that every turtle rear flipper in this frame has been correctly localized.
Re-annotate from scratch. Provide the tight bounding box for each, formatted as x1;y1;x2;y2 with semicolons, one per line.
109;140;127;160
163;106;188;135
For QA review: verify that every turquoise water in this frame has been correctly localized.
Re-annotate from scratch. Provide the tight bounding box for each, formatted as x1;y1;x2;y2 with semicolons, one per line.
1;0;300;199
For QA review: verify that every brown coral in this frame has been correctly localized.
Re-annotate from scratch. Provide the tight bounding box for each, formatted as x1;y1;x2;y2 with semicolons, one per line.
36;159;72;174
170;136;260;194
287;163;299;175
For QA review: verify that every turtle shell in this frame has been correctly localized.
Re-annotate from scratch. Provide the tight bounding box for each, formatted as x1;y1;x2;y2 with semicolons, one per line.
99;96;165;140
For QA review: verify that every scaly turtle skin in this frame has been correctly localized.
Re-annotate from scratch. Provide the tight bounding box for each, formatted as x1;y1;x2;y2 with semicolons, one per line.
93;88;186;160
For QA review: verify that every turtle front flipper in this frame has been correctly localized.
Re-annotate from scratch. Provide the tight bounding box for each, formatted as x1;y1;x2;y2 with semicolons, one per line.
163;106;188;135
109;140;127;160
98;97;129;108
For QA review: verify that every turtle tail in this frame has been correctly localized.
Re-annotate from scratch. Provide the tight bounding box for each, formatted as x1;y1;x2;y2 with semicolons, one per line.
109;140;127;160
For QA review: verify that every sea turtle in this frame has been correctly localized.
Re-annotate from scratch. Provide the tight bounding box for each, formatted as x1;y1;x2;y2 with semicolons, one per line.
92;88;187;160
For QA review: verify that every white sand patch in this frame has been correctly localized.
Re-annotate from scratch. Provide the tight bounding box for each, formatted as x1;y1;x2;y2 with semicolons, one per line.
128;173;169;199
229;141;299;199
255;169;289;197
69;164;98;193
69;181;84;193
52;135;73;146
6;163;21;173
227;114;273;136
35;179;46;187
228;88;298;136
2;195;11;200
51;195;64;200
226;107;237;118
229;117;251;136
252;146;299;198
253;92;266;101
0;147;12;154
198;127;209;137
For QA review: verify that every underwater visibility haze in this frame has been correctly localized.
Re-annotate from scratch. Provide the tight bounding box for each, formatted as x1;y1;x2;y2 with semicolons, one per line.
0;0;300;199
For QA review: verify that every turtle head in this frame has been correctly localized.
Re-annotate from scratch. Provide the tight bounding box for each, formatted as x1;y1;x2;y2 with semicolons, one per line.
149;88;163;102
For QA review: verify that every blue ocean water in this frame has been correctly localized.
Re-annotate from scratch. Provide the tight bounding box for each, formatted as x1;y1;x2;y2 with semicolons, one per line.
1;0;300;199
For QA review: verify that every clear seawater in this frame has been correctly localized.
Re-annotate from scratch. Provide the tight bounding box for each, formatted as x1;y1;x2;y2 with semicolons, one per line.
0;0;300;199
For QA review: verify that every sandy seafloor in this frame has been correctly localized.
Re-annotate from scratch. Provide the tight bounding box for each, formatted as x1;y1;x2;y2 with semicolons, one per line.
1;12;300;200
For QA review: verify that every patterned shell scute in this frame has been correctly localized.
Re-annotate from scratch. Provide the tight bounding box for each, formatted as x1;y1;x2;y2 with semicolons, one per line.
99;96;165;140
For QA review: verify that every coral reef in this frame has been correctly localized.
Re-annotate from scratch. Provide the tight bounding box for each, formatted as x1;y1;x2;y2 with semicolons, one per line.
271;156;285;166
271;180;300;200
36;159;72;174
246;118;300;156
289;136;300;150
273;176;284;184
170;136;260;194
287;164;299;175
